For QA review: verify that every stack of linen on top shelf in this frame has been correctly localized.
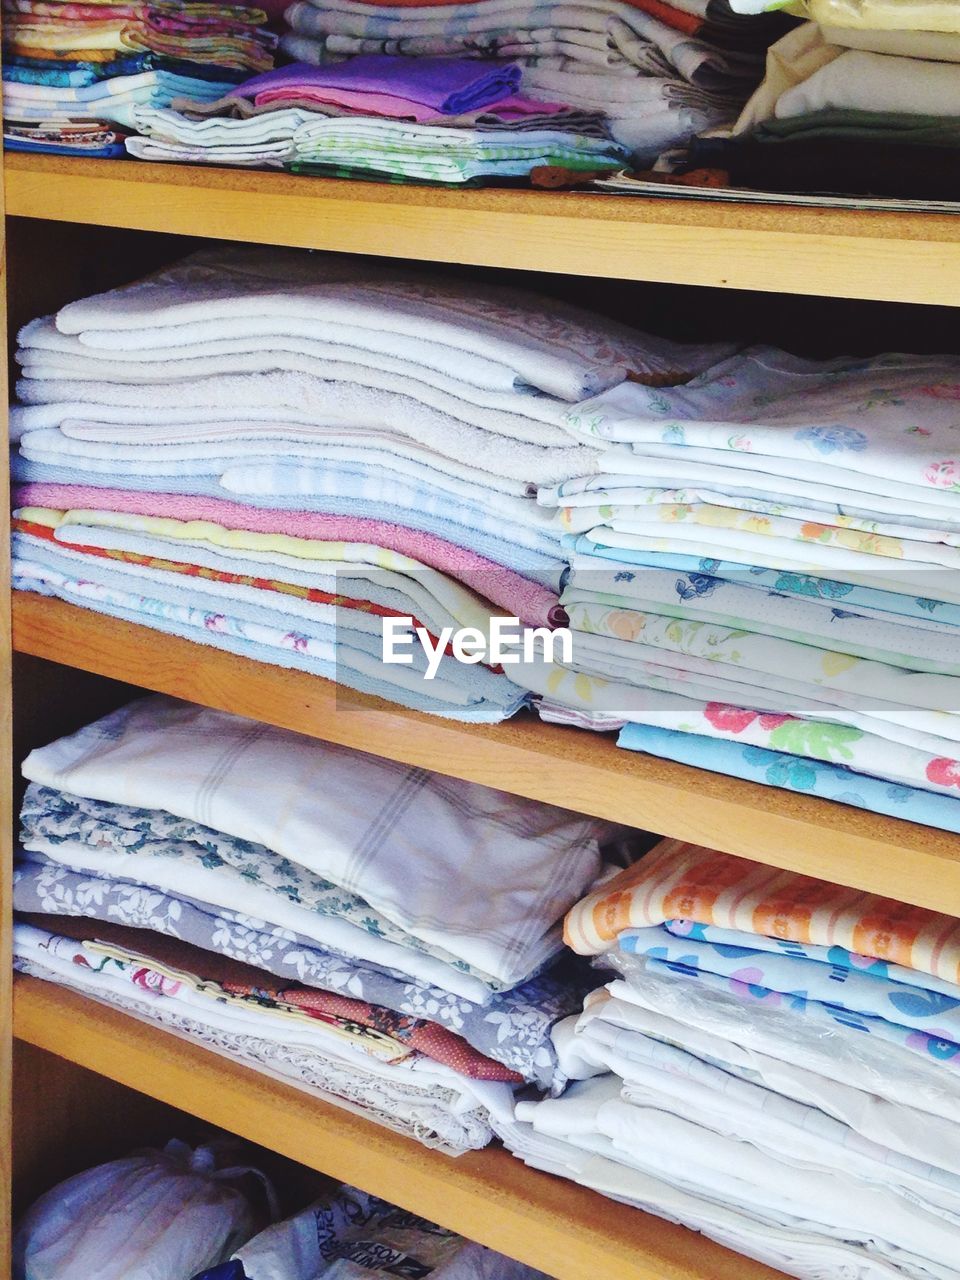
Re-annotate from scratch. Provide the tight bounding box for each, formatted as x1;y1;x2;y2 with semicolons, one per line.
496;838;960;1280
13;694;626;1151
126;54;628;182
1;0;276;158
520;341;960;835
690;13;960;200
9;242;730;723
276;0;798;163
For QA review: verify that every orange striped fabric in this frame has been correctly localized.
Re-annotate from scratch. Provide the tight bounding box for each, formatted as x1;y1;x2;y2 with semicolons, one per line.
565;838;960;986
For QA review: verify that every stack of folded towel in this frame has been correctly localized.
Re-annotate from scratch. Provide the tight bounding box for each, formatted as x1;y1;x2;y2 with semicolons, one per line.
14;694;622;1150
126;54;628;180
518;340;960;834
496;838;960;1280
2;0;276;157
277;0;797;162
691;13;960;199
10;243;727;721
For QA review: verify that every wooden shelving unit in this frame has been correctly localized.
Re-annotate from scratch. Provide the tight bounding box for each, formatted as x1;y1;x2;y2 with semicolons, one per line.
14;593;960;916
14;978;785;1280
7;152;960;304
7;152;960;1280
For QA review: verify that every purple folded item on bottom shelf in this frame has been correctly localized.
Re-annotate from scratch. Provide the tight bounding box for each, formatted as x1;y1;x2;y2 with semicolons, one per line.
233;55;522;117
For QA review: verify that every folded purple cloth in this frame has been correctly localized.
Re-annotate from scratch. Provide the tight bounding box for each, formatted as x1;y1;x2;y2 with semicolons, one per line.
234;55;522;115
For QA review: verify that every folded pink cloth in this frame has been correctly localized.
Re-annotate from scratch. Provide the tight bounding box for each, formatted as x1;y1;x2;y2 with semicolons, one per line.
254;84;443;121
14;483;563;629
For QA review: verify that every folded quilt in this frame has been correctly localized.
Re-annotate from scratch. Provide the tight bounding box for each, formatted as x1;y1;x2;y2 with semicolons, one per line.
24;694;609;987
14;924;509;1153
13;849;592;1085
235;54;523;117
565;836;960;982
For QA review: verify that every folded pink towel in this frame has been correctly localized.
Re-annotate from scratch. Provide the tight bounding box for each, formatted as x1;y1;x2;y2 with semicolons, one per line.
14;483;563;629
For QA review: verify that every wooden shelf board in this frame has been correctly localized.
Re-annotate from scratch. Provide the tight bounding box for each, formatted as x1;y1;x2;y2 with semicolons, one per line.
7;153;960;305
13;977;786;1280
15;591;960;916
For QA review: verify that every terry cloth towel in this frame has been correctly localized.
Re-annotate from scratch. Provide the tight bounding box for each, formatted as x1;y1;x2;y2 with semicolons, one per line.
12;483;564;625
23;694;610;988
235;56;523;118
563;836;960;984
43;243;730;402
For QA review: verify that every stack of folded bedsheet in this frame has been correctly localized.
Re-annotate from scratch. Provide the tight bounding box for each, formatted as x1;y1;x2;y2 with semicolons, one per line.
276;0;798;162
14;694;621;1150
517;340;960;833
125;54;628;179
690;13;960;200
2;0;276;156
496;838;960;1280
10;243;728;722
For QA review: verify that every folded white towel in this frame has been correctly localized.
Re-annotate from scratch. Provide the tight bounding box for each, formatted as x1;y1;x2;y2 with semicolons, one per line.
52;245;730;402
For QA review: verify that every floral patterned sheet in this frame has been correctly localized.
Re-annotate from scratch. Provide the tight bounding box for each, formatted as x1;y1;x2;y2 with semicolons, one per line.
565;536;960;633
14;845;593;1086
615;721;960;837
620;924;960;1072
521;656;960;799
564;346;960;501
19;784;504;1002
23;695;605;989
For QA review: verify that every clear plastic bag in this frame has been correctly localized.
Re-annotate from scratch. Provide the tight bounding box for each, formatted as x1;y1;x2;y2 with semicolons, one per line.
15;1139;276;1280
234;1184;549;1280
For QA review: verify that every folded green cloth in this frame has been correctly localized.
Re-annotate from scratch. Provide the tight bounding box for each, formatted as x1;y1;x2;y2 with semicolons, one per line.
755;108;960;146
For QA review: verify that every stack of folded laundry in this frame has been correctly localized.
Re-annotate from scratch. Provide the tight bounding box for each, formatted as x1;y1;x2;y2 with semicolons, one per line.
2;0;276;157
690;13;960;200
9;243;728;721
126;54;628;180
518;340;960;834
496;838;960;1280
276;0;798;162
14;694;621;1150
